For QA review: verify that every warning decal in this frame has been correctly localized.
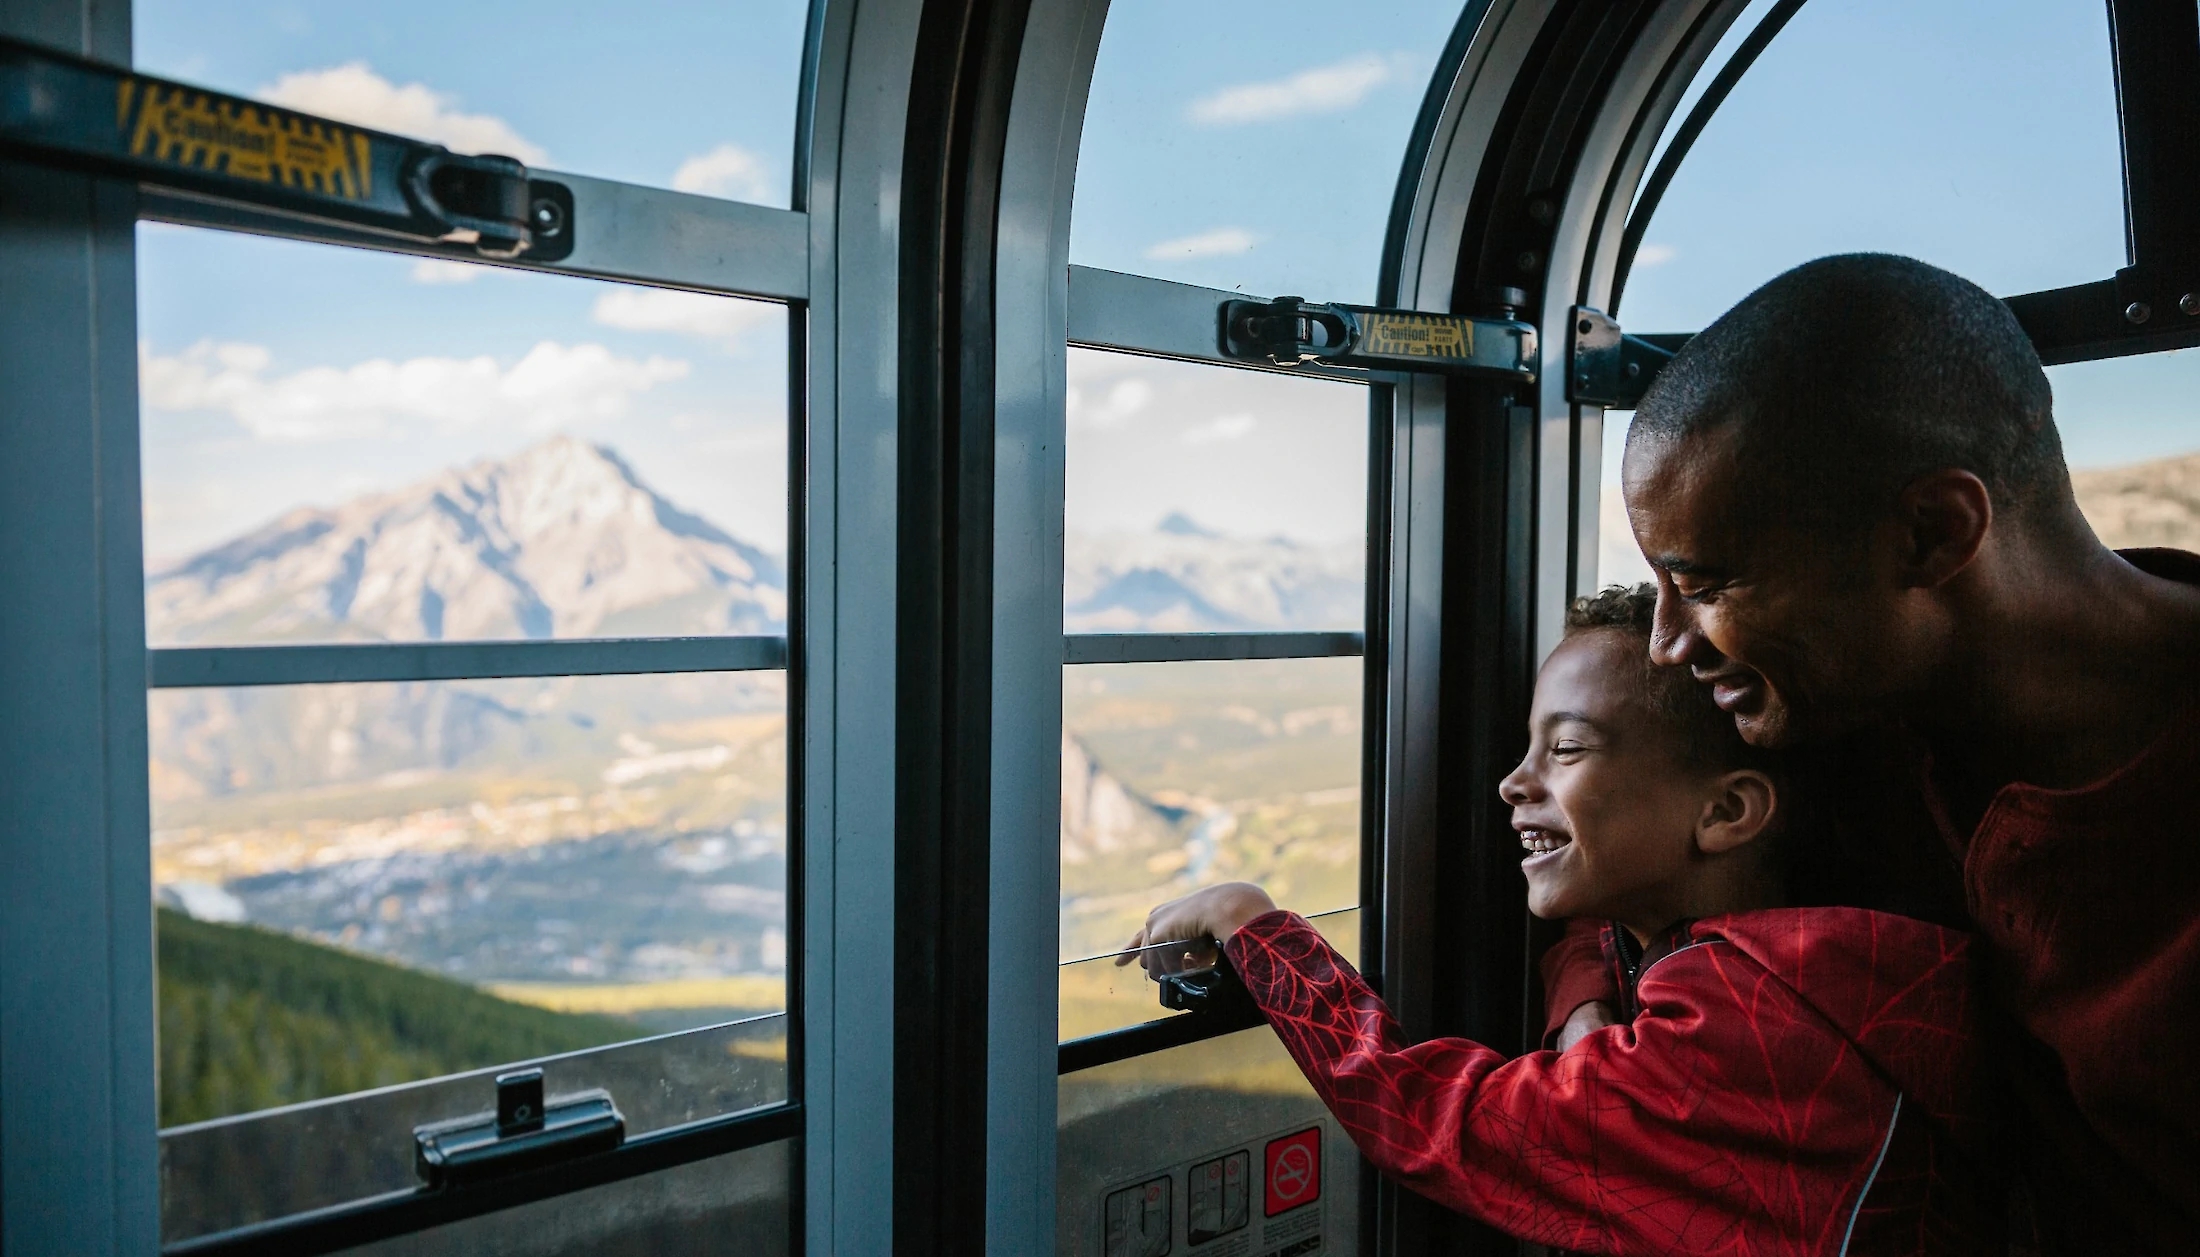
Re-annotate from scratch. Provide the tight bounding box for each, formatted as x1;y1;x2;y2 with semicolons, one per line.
1262;1128;1321;1218
1358;311;1473;361
1105;1175;1172;1257
118;79;373;199
1187;1150;1249;1245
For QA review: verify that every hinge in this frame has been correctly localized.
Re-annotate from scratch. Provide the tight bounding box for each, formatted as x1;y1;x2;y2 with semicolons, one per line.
1219;296;1538;381
1567;307;1687;409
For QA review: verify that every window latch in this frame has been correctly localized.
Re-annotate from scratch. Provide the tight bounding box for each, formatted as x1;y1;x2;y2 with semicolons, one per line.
1566;307;1689;408
1219;296;1538;381
414;1068;624;1189
0;35;573;261
1156;954;1262;1021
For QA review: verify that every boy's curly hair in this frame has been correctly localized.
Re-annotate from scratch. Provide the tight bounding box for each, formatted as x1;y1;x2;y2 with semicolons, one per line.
1563;584;1770;774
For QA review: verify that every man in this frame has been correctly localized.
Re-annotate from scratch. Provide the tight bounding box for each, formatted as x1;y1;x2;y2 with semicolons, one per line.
1553;253;2199;1249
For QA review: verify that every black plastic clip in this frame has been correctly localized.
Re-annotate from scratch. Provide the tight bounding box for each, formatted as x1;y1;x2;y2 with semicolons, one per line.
414;1068;623;1189
1222;296;1362;366
1156;954;1262;1021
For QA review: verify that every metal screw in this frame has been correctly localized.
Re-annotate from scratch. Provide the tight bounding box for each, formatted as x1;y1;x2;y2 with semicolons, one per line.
1516;250;1542;273
530;198;566;239
1526;198;1555;223
2181;293;2200;316
2126;301;2152;325
1625;361;1642;379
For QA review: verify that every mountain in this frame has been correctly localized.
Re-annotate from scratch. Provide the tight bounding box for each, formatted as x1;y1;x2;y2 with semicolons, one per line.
2072;449;2200;552
146;437;787;645
1064;516;1363;632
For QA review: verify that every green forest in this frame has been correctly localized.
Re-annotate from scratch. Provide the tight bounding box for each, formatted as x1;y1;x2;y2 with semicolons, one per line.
157;909;638;1128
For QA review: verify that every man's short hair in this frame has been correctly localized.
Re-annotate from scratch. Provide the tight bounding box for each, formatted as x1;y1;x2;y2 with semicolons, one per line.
1565;584;1769;773
1630;254;2067;529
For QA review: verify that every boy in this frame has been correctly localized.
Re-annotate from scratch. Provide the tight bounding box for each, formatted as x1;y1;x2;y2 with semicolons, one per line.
1125;587;1999;1255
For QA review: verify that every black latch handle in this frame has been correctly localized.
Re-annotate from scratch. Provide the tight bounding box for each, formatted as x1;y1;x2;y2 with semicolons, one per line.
414;1070;623;1188
1220;295;1538;380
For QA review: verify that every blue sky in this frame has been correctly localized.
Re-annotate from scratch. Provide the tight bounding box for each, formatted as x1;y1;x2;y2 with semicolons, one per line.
131;1;2200;568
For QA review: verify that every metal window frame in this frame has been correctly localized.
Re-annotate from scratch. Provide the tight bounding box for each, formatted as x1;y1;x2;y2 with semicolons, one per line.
0;0;874;1252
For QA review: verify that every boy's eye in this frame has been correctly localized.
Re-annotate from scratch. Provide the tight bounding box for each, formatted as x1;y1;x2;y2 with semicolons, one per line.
1551;741;1587;758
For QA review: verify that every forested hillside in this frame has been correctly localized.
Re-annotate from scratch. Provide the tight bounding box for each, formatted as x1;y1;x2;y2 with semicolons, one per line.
157;909;637;1127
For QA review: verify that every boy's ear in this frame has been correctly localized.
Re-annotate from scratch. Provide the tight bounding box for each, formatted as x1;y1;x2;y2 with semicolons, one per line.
1695;770;1776;857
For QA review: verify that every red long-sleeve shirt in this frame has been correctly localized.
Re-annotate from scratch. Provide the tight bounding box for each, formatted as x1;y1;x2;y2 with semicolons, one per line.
1540;548;2200;1252
1227;906;2000;1256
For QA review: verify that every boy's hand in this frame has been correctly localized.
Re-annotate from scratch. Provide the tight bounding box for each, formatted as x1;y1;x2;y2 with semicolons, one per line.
1117;883;1279;976
1555;1000;1619;1051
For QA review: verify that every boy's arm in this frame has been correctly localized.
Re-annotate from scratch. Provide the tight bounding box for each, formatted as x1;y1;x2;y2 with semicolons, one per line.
1227;910;1903;1254
1537;917;1618;1048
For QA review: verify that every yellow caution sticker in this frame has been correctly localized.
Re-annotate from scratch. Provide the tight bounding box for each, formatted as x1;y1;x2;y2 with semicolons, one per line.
1358;312;1474;361
118;78;371;199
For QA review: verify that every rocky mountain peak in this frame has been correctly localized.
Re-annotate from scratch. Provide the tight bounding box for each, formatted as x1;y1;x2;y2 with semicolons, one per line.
147;438;786;645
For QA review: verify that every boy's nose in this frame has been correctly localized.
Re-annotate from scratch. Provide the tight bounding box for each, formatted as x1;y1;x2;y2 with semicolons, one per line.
1498;761;1537;805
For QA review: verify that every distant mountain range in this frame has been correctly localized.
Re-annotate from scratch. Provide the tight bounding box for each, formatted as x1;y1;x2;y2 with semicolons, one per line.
2071;449;2200;552
1065;511;1363;632
148;438;1363;644
147;437;787;645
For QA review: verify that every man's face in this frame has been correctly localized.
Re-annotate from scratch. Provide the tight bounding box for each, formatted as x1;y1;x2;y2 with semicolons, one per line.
1621;428;1908;748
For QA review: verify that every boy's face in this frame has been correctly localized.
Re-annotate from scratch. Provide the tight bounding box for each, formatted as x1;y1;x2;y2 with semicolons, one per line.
1500;631;1719;925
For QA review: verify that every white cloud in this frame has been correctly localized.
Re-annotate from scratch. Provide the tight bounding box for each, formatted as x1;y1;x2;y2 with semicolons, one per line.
409;258;484;285
672;143;774;201
1144;227;1257;261
1066;377;1154;433
258;63;548;165
591;288;779;350
1182;413;1257;445
141;340;687;441
1188;53;1411;126
1634;243;1679;268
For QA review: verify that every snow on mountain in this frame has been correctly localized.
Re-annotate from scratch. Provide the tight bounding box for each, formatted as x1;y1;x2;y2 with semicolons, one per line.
1064;512;1363;632
146;436;786;644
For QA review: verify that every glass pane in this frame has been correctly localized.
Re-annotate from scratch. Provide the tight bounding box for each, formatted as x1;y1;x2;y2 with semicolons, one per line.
1070;1;1466;303
139;226;788;646
160;1017;789;1243
352;1137;792;1257
133;0;807;207
1061;659;1360;964
1619;0;2124;331
151;670;788;1126
1066;350;1365;632
1061;909;1359;1043
1059;1028;1360;1257
2056;354;2200;551
1595;412;1653;591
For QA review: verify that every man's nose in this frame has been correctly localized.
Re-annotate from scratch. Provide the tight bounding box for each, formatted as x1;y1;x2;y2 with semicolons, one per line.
1648;582;1699;667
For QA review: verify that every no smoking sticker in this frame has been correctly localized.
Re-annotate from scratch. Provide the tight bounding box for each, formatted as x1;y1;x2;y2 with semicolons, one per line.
1262;1128;1322;1217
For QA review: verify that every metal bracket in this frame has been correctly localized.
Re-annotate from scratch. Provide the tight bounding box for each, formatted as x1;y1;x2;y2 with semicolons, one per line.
413;1069;623;1189
0;36;572;261
1566;307;1687;408
1219;295;1538;381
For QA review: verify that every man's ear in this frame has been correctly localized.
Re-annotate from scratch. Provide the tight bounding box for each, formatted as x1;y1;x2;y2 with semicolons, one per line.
1893;469;1991;589
1695;770;1776;857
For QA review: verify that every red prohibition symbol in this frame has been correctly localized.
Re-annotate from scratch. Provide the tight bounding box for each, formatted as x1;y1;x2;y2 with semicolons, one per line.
1263;1128;1322;1217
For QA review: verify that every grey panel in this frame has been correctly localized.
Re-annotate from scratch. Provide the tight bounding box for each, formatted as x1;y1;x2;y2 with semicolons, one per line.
148;636;789;688
799;0;921;1250
142;176;810;301
993;0;1109;1250
0;5;159;1254
1062;632;1363;666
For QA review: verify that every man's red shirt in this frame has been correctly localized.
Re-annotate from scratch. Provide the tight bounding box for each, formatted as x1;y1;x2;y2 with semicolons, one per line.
1229;906;2000;1255
1542;548;2200;1251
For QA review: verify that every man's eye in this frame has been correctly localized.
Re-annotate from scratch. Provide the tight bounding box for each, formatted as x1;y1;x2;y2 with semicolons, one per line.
1676;583;1721;606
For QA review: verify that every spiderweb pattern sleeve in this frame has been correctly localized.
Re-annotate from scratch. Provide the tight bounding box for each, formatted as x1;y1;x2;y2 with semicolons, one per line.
1226;911;1905;1256
1540;917;1621;1047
